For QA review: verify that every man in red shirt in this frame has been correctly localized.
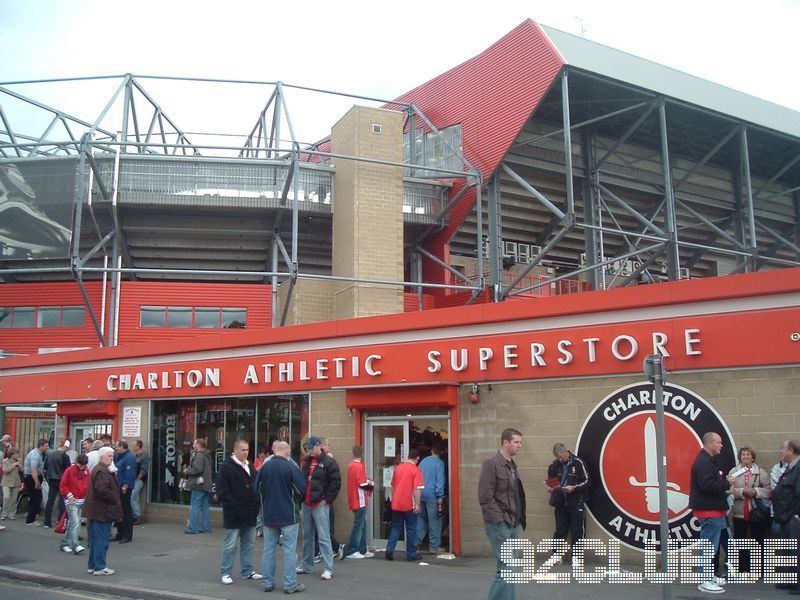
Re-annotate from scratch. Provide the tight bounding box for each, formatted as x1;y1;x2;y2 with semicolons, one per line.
385;448;424;562
344;446;374;559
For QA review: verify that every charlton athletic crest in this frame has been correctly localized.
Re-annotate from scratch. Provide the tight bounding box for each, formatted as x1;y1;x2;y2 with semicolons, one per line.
576;382;735;551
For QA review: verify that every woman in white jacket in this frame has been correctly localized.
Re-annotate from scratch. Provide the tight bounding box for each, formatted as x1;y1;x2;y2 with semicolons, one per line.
727;446;771;572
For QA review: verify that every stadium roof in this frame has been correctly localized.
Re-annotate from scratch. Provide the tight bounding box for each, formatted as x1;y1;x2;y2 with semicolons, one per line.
541;24;800;140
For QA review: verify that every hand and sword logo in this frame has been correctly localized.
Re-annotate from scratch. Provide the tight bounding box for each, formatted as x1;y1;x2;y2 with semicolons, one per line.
627;417;690;515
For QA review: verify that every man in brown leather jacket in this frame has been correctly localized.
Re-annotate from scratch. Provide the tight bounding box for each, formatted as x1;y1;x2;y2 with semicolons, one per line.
478;428;526;600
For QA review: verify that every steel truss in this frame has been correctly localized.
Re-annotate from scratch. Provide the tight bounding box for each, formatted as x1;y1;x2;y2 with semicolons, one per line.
490;68;800;299
0;75;481;345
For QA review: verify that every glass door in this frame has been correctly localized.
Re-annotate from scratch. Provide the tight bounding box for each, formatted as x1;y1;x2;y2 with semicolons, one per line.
366;420;408;547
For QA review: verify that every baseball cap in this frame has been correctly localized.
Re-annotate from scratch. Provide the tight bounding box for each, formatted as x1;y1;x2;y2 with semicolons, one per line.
304;436;322;450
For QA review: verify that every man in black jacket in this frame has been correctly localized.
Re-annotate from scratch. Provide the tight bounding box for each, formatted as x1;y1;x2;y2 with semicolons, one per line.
297;436;341;581
769;439;800;593
215;439;262;586
690;432;736;595
547;443;589;550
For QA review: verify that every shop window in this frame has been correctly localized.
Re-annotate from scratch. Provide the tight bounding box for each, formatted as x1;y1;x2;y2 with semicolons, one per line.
166;306;192;328
149;394;309;506
0;308;10;328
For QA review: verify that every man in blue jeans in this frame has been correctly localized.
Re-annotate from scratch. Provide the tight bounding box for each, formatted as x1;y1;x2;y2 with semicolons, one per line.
215;439;262;586
478;428;526;600
297;436;341;581
417;443;446;553
256;441;307;593
690;431;736;595
344;445;374;559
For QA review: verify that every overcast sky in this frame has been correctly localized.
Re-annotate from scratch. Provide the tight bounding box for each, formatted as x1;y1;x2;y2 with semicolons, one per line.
1;0;798;146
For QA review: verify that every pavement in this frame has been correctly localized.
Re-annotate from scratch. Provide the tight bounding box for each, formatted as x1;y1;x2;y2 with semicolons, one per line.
0;518;794;599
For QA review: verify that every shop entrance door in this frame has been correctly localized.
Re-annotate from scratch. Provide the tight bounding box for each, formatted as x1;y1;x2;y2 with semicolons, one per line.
366;420;409;549
365;414;451;552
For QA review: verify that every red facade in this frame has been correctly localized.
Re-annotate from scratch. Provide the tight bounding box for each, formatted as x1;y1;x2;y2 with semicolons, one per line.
0;281;272;356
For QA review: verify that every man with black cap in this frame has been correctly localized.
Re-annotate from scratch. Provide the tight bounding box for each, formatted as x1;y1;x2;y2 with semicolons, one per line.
297;436;341;582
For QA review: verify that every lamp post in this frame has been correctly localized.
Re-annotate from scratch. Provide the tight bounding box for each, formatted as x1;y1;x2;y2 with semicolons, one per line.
643;353;670;600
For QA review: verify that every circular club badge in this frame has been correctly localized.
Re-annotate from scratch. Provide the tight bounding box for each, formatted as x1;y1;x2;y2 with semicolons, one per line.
576;382;735;551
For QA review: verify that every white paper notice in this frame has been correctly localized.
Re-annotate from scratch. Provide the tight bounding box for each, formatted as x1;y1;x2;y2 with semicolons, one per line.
384;437;396;457
122;406;141;437
383;466;394;492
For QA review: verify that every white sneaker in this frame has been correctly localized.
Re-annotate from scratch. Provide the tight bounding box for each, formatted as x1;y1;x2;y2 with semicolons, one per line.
221;575;233;585
74;545;85;554
244;572;263;580
337;543;345;560
320;570;333;580
697;581;725;594
363;551;375;558
60;546;73;553
347;552;365;559
93;568;115;576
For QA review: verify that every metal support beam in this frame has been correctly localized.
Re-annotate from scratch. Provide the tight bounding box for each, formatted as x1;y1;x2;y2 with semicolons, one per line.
684;215;735;269
581;128;601;290
659;98;680;280
509;242;663;297
675;199;745;250
85;151;110;200
415;246;473;285
561;70;575;216
620;250;664;286
486;173;503;297
753;151;800;200
595;182;666;237
270;232;280;327
673;126;738;192
755;221;800;256
501;163;565;219
280;158;296;206
740;125;758;270
502;221;573;298
595;99;658;170
512;101;649;148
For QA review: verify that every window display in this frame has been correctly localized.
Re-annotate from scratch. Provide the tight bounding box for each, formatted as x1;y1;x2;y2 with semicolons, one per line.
150;394;308;505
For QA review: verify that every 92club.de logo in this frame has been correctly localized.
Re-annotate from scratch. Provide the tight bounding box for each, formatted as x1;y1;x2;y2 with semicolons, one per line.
576;382;735;551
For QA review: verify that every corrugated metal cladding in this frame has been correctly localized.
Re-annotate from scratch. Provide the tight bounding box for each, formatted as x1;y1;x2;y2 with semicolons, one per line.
392;19;564;265
0;281;272;354
117;281;271;344
0;282;105;355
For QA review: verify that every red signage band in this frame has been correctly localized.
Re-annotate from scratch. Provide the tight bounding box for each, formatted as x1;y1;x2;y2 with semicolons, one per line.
0;307;797;404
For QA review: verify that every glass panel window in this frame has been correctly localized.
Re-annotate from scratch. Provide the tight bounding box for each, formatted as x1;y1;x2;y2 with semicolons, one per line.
140;306;166;327
12;307;34;328
221;308;247;329
37;306;61;328
167;306;192;328
0;308;10;328
195;307;220;329
150;394;309;506
61;306;85;327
